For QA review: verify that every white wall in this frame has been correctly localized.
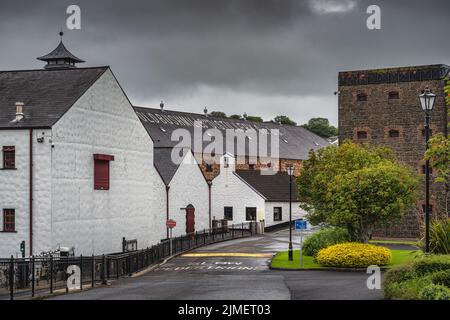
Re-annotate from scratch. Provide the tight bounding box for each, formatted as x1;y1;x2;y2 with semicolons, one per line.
264;202;305;227
167;152;210;237
0;129;53;258
211;154;266;225
50;69;166;255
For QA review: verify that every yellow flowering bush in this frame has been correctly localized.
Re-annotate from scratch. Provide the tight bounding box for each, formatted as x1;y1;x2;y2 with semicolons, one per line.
316;243;392;268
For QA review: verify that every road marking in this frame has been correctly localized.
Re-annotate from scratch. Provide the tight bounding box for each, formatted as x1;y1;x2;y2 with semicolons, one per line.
181;253;273;258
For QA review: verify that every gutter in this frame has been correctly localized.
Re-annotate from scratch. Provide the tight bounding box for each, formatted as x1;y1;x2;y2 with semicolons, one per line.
166;186;170;239
29;129;33;256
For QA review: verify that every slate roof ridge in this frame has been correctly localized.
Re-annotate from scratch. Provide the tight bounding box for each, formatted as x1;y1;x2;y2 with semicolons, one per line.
0;66;110;73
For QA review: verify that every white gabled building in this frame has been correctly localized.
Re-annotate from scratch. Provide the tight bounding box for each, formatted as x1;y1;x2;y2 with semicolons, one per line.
0;39;166;257
212;154;305;228
153;148;210;237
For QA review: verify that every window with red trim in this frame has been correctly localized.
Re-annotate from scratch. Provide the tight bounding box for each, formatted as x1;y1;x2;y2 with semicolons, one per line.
3;146;15;169
3;209;15;232
94;155;114;190
357;131;368;140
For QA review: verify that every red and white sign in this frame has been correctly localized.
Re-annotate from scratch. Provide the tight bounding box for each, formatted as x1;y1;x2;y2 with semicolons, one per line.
166;220;177;229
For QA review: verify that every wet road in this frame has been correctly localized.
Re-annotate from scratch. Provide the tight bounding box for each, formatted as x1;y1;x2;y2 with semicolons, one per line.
51;230;384;300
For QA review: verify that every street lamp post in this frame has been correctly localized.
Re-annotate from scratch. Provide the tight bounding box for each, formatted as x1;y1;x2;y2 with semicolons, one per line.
419;88;436;253
287;165;295;261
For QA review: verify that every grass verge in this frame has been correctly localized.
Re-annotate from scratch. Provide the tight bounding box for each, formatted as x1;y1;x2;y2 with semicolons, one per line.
271;249;420;270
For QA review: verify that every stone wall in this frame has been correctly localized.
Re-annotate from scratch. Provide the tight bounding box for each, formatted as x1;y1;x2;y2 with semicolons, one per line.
339;69;449;238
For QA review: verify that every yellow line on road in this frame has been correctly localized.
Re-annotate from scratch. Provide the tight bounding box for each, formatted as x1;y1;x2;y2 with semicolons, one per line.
181;253;273;258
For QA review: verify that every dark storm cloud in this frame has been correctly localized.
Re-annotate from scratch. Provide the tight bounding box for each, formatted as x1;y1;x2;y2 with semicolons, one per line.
0;0;449;125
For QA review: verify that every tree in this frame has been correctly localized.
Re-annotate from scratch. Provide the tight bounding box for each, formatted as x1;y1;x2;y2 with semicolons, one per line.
246;115;264;123
303;118;338;138
210;111;227;118
297;141;419;242
425;134;450;216
229;114;242;120
274;115;297;126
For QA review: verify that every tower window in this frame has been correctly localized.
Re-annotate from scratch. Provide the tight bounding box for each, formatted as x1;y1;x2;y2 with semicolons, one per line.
389;130;400;138
388;91;400;99
357;131;368;140
357;93;368;102
3;146;15;169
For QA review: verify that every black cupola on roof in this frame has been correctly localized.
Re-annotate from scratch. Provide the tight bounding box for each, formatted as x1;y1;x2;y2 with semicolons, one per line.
37;32;85;69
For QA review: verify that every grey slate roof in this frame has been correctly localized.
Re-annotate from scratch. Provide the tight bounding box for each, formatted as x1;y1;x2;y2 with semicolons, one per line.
154;148;182;186
134;107;330;160
235;170;300;202
37;41;85;63
0;67;109;129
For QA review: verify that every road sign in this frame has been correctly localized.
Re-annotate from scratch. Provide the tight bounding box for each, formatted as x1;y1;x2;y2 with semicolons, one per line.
166;220;177;229
295;220;308;231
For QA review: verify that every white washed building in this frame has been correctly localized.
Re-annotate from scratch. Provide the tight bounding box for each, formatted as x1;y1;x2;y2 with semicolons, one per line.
212;154;305;227
0;39;166;257
153;148;210;237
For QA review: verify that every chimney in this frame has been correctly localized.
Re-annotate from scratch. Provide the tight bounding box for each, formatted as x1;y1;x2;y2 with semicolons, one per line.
12;102;25;123
160;101;165;112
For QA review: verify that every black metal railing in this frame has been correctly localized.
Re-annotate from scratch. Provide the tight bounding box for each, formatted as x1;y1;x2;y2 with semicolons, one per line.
0;222;255;300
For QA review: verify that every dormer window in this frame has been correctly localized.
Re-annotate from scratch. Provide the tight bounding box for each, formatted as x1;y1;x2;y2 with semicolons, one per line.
357;93;368;102
388;91;400;100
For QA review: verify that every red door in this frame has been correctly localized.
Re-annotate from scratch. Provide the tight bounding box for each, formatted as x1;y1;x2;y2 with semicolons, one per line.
186;205;196;234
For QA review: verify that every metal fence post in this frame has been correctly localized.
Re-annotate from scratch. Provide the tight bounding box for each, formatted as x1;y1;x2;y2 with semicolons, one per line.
31;256;35;298
91;255;95;288
80;255;83;291
242;223;244;237
49;255;54;294
101;255;107;285
9;256;14;301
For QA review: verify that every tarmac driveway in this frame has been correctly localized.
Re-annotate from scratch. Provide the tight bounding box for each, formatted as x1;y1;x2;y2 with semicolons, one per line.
51;230;384;300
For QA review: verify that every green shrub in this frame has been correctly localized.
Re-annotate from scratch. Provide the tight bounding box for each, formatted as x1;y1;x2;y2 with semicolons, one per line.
413;255;450;275
316;243;391;268
384;255;450;300
430;269;450;288
303;227;350;257
428;218;450;254
419;284;450;300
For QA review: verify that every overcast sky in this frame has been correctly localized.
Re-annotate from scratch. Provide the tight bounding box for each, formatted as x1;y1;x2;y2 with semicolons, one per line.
0;0;449;125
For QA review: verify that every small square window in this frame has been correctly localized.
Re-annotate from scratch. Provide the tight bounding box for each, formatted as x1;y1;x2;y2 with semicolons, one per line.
389;91;400;99
3;209;15;232
205;163;213;172
357;131;368;140
357;93;367;102
3;146;15;169
274;207;282;222
389;130;400;138
246;207;257;221
224;207;233;221
249;164;255;170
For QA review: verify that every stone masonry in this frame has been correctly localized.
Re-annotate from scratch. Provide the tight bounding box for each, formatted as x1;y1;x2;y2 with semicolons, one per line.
339;64;449;238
